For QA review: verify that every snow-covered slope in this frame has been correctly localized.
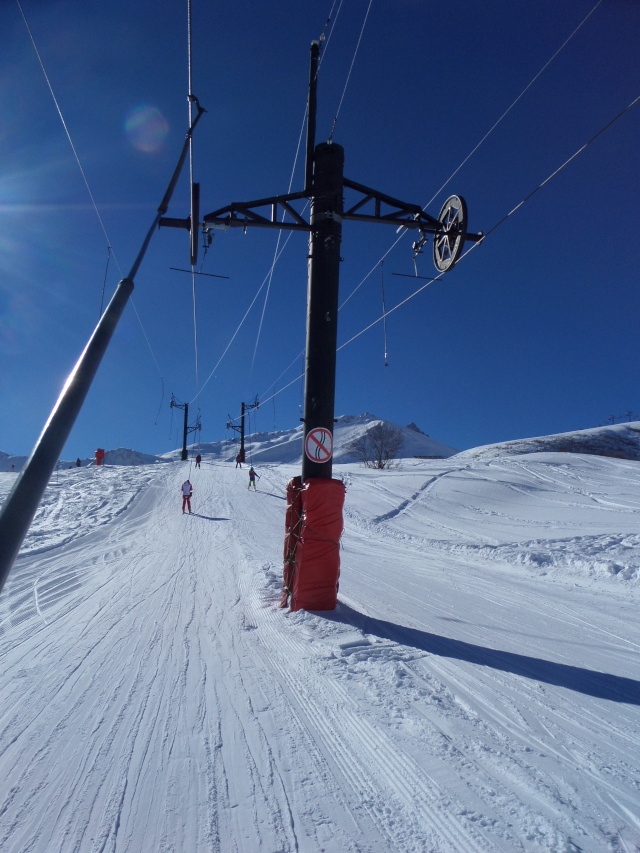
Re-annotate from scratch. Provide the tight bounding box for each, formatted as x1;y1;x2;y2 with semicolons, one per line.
455;421;640;461
1;442;639;851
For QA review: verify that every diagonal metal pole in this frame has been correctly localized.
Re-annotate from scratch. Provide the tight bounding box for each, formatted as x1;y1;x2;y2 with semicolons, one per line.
0;278;133;589
0;108;205;594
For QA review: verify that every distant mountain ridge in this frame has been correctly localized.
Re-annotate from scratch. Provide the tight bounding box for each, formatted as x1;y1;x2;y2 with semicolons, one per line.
162;413;459;465
2;417;639;472
0;447;164;473
0;415;452;472
455;421;640;462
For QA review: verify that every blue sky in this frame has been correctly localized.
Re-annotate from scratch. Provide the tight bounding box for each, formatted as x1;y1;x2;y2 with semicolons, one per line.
1;0;638;460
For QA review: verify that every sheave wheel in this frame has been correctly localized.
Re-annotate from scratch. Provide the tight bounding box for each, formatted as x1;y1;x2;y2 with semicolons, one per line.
433;195;467;272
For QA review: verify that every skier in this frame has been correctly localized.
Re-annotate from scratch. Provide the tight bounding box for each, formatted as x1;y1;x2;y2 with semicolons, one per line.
248;466;259;490
235;453;242;468
181;479;193;513
195;453;201;468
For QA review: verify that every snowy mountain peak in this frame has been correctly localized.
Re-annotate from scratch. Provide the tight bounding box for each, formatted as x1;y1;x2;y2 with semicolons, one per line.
406;422;427;435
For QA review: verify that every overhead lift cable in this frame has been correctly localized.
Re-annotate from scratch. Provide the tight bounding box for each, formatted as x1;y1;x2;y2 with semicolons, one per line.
190;0;626;455
187;0;202;448
328;0;373;143
338;0;607;311
249;2;374;402
16;0;118;277
99;246;112;317
219;0;616;428
318;0;344;61
249;125;311;375
254;87;640;414
337;92;640;354
195;72;309;400
247;0;345;375
192;236;297;405
422;0;606;215
191;0;347;405
16;0;169;409
380;262;389;366
478;92;640;245
207;0;352;395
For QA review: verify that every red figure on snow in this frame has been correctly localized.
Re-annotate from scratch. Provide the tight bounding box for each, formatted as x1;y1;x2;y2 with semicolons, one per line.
181;479;193;514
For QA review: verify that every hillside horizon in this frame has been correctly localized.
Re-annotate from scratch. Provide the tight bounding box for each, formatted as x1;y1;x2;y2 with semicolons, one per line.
2;414;640;472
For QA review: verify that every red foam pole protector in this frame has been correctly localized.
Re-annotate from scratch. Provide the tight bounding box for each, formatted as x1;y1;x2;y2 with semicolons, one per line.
290;478;345;612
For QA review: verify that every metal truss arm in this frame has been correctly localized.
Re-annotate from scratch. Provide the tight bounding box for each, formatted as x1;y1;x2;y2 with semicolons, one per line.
200;190;311;232
342;177;482;243
342;176;438;229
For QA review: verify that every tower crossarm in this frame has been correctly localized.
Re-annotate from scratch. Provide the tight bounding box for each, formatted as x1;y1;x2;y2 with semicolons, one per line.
341;177;482;242
342;176;434;227
202;190;311;232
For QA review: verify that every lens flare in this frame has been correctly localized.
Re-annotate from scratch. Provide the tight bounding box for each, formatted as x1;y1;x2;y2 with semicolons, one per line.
124;105;169;153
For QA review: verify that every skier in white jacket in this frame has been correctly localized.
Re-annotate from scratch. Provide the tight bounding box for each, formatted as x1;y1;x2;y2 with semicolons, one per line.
181;479;193;514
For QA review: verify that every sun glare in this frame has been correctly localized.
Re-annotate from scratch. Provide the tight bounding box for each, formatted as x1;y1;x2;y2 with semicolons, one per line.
124;105;169;153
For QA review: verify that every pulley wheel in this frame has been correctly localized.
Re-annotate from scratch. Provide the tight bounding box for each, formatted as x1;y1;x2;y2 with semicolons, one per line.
433;195;467;272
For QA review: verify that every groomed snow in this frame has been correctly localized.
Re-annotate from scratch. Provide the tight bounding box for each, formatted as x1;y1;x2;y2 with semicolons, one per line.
0;427;639;851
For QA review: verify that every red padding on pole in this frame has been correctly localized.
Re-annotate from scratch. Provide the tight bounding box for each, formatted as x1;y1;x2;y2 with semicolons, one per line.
281;476;303;608
290;478;345;612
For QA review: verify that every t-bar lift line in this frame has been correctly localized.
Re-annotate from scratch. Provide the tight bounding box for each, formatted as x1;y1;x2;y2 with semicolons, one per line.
160;41;482;482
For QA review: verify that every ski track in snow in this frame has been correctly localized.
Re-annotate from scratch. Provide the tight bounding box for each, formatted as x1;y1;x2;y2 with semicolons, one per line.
0;452;639;852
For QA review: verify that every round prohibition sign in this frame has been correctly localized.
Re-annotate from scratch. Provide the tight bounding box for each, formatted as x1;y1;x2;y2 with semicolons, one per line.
305;427;333;463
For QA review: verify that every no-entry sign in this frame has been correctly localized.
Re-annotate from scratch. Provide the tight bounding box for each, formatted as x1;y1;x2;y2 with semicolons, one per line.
305;427;333;463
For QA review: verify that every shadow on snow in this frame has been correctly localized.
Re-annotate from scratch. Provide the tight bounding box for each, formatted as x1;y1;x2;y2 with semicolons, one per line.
322;602;640;706
188;513;230;522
